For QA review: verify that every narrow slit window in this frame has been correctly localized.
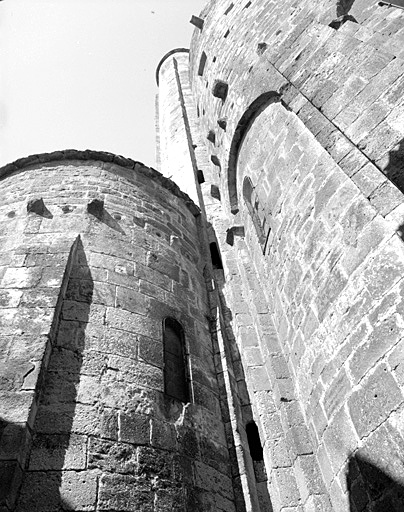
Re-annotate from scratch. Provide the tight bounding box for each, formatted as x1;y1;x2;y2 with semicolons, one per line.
197;170;205;184
198;51;207;76
243;176;271;254
163;318;189;403
209;242;223;269
246;421;263;461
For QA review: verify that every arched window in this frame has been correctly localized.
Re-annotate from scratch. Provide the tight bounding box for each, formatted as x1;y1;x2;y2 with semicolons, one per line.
246;420;271;506
243;176;271;253
163;317;189;402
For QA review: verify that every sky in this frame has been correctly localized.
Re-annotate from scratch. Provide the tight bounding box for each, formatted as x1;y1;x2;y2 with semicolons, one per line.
0;0;206;168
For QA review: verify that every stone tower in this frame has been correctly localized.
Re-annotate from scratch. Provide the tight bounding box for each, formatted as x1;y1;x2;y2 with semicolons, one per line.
3;0;404;511
155;0;404;511
0;152;238;511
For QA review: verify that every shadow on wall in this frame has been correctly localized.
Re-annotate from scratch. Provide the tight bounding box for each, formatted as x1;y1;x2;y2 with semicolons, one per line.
379;138;404;243
383;138;404;195
0;420;25;510
15;238;94;511
215;279;274;512
206;227;274;512
336;0;356;17
347;453;404;511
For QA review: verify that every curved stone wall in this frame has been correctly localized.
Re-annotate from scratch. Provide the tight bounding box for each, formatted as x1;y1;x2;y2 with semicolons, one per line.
236;99;404;509
0;152;235;511
190;0;404;209
156;50;201;205
184;1;404;510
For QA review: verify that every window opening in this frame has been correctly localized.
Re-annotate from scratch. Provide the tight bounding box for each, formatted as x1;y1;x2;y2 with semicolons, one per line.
197;170;205;184
246;421;263;461
243;176;271;253
246;421;271;508
198;51;207;76
209;242;223;269
163;318;189;402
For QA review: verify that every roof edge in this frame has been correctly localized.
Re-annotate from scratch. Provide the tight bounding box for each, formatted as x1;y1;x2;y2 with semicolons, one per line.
155;48;189;85
0;149;200;216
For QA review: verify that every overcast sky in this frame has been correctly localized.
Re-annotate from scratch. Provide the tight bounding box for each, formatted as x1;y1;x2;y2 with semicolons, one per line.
0;0;206;168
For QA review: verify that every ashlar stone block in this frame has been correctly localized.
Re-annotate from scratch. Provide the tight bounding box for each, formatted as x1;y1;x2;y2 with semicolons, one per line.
348;363;404;439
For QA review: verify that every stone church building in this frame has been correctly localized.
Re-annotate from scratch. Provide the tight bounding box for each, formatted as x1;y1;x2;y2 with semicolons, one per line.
1;0;404;510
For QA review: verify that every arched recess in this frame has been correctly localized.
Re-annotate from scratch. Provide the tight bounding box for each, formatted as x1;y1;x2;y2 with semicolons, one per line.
227;91;281;214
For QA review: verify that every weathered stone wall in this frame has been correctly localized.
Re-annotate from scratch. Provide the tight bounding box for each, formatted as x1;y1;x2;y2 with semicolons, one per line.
180;0;404;510
157;50;201;206
190;0;404;207
235;100;404;510
0;152;237;511
156;47;268;512
2;0;404;509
